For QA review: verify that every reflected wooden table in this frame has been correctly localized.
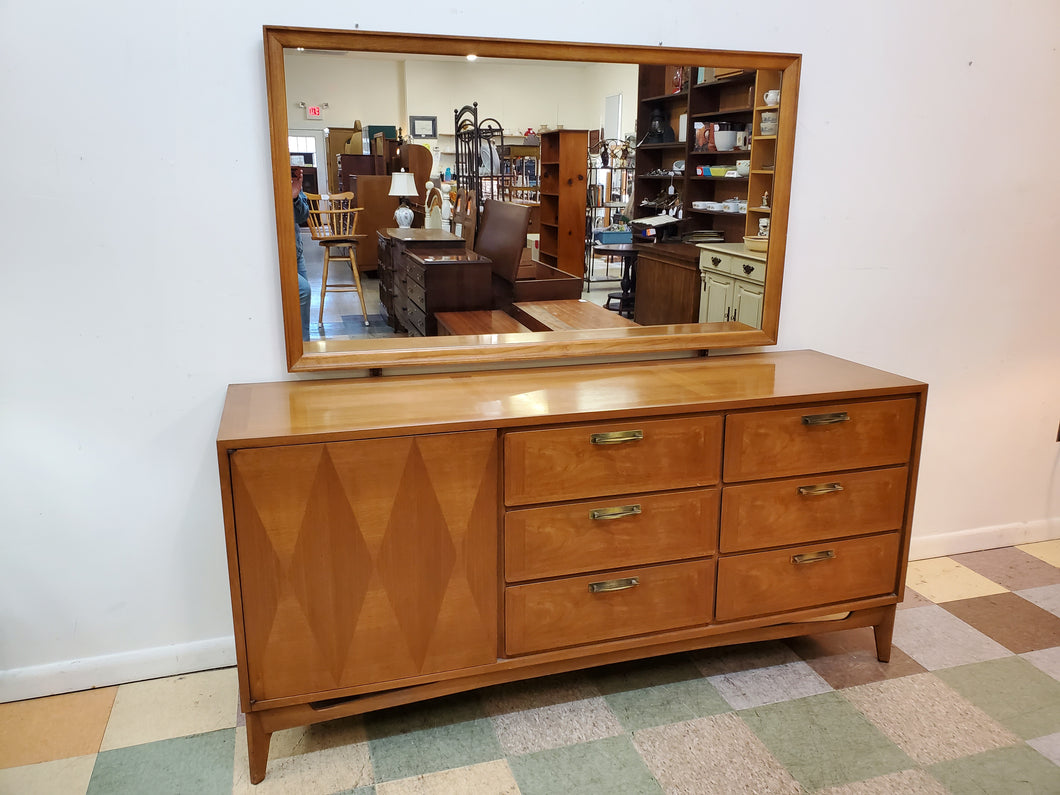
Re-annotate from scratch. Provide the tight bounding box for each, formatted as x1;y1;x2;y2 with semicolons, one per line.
435;310;533;337
591;243;637;317
509;299;641;332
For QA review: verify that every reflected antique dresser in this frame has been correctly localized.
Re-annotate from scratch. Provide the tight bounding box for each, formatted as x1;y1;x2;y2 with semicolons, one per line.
217;350;927;782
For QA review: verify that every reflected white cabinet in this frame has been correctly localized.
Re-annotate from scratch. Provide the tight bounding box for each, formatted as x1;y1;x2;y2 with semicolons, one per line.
697;243;767;328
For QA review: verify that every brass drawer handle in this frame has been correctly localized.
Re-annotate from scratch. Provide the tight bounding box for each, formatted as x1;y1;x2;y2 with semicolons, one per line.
590;430;644;445
802;411;850;426
797;482;844;497
589;577;639;593
590;504;642;521
791;550;836;565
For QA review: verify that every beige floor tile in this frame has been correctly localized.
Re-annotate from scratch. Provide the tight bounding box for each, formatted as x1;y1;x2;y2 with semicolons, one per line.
231;719;372;794
1019;540;1060;568
905;558;1008;603
842;673;1019;764
99;667;238;751
814;768;950;794
0;688;115;768
0;754;97;795
634;712;801;794
376;759;518;795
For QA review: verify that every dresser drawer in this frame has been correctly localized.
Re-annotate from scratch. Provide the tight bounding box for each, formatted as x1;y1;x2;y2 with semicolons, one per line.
715;532;900;621
506;488;719;582
720;466;908;552
504;415;722;506
505;559;714;655
405;304;427;337
405;277;426;313
724;398;917;482
405;258;426;289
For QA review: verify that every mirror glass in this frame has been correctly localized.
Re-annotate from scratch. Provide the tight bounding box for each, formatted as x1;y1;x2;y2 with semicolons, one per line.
264;28;800;371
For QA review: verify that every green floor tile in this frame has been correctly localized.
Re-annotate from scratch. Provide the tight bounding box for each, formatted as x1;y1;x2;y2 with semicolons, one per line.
366;716;503;783
930;743;1060;794
87;729;234;795
509;735;662;795
603;678;730;731
739;691;913;790
936;656;1060;739
592;654;730;731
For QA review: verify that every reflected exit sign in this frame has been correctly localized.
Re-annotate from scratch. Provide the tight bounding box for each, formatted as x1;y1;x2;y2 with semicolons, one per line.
305;105;323;120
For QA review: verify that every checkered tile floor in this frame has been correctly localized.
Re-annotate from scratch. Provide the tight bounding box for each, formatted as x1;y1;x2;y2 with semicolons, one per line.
4;542;1060;793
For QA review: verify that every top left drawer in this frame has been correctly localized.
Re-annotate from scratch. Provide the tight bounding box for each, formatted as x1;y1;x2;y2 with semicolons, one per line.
504;415;722;506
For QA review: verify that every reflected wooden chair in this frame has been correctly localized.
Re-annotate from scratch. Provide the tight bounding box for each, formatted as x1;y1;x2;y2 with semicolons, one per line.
305;192;370;328
449;188;478;246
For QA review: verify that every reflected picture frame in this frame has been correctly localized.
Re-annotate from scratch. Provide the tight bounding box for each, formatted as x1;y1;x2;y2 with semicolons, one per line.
409;115;437;139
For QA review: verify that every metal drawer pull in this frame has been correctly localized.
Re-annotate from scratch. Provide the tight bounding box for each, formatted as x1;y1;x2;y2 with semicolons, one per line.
802;411;850;426
797;482;844;497
589;577;640;593
590;504;642;521
590;430;644;445
792;550;836;565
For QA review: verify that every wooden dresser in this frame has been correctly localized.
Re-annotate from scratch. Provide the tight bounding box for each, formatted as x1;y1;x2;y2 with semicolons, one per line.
216;350;926;782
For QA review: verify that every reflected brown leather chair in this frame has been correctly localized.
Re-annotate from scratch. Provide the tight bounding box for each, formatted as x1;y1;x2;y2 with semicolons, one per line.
474;199;531;310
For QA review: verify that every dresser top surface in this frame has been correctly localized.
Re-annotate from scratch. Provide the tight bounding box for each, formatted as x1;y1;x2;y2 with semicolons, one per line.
217;350;926;447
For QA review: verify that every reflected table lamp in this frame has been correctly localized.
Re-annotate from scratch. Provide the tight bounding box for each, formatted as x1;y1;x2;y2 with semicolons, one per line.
388;169;418;228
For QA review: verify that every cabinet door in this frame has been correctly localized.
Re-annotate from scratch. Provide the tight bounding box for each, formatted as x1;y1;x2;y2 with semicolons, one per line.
230;431;498;703
633;252;700;325
699;272;734;323
732;279;764;328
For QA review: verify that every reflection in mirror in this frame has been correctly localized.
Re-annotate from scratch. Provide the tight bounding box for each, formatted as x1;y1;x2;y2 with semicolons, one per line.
264;28;800;371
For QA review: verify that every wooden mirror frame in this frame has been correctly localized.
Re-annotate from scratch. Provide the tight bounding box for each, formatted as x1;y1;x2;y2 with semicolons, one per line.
264;26;800;372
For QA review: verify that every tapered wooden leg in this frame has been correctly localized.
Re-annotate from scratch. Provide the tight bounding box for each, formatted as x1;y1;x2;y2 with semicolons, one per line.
873;605;897;662
318;245;331;327
349;244;370;326
245;712;272;785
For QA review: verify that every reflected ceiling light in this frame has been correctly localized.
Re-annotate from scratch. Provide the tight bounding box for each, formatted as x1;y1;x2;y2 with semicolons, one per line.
466;54;477;61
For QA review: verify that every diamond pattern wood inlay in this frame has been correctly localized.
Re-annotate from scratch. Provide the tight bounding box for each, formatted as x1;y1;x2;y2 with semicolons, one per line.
230;431;498;703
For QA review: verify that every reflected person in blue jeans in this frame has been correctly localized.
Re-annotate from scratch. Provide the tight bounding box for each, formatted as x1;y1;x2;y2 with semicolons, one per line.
292;166;311;340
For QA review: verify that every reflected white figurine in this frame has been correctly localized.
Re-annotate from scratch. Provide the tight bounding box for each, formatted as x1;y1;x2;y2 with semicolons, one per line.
424;181;443;230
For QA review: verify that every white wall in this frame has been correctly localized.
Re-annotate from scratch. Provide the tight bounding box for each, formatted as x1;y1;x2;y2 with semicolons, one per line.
284;53;638;142
1;0;1058;702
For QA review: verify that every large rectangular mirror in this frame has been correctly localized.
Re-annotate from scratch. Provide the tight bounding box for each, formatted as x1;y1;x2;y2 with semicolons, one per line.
264;27;800;371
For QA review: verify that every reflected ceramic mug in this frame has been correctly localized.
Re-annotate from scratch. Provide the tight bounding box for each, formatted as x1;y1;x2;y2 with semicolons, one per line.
764;89;781;105
759;219;770;237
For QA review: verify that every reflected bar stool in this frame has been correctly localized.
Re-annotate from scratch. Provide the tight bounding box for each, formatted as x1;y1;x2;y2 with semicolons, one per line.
305;192;370;328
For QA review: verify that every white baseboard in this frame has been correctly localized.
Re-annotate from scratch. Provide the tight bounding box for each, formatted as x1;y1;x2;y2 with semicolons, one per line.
0;636;236;704
909;518;1059;561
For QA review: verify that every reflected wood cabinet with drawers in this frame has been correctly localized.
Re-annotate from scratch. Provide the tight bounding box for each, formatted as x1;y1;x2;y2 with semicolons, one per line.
216;350;927;782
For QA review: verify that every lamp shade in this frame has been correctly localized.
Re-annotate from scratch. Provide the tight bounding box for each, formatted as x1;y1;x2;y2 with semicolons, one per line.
388;170;418;197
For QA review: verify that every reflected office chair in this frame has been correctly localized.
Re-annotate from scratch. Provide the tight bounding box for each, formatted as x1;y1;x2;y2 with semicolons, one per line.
305;192;370;328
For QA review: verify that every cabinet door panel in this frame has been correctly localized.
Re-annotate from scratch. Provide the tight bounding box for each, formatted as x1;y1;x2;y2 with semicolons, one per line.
732;279;764;328
700;272;734;323
230;431;498;702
